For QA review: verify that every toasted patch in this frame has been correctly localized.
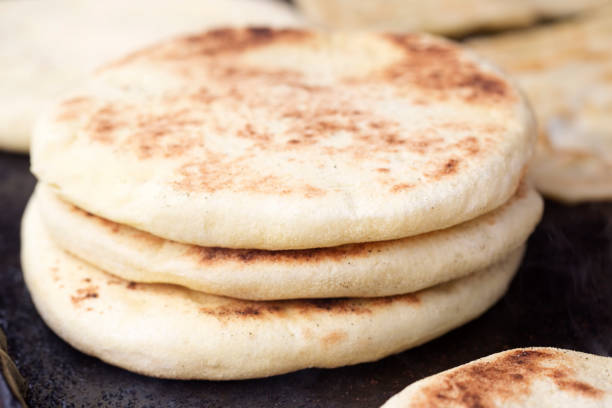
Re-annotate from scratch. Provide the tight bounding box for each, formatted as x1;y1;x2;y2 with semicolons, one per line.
382;348;612;408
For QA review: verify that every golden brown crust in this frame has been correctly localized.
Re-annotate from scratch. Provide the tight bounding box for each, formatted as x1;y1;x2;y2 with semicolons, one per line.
64;267;422;320
50;29;517;198
379;34;513;104
410;349;604;407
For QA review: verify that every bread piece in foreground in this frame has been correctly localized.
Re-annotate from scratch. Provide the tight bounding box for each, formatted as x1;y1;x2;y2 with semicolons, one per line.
382;347;612;407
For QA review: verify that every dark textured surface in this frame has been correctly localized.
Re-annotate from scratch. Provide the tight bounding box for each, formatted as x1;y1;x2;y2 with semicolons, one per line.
0;151;610;408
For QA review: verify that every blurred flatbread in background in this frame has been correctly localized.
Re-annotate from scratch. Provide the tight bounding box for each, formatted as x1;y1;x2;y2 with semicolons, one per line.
470;3;612;202
294;0;605;36
381;348;612;407
0;0;304;153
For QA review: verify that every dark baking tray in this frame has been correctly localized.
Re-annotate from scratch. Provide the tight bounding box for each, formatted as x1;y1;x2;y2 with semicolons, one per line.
1;151;611;407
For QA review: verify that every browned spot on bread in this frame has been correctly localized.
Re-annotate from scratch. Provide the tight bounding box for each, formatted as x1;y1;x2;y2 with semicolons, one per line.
396;293;421;305
197;292;419;322
173;155;328;198
322;331;348;346
185;241;378;266
391;183;415;193
427;158;460;180
103;28;312;70
71;285;99;305
86;104;127;144
301;293;420;315
303;299;374;314
443;159;459;174
411;349;605;408
159;27;312;60
379;34;513;104
126;282;138;290
406;137;446;155
55;96;93;122
377;168;390;173
550;369;604;398
198;303;283;318
454;136;480;156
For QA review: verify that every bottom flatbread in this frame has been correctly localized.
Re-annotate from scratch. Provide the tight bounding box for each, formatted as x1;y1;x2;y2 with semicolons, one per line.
21;199;523;380
382;347;612;408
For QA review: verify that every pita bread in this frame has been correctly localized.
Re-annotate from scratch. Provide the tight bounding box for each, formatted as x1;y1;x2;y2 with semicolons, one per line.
32;29;535;250
382;348;612;408
0;0;304;153
21;198;523;380
469;4;612;202
294;0;605;36
35;181;542;300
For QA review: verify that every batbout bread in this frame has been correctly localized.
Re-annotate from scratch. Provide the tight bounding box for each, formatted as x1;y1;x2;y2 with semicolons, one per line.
294;0;605;36
35;181;542;300
469;4;612;202
21;198;524;380
382;348;612;407
32;28;535;249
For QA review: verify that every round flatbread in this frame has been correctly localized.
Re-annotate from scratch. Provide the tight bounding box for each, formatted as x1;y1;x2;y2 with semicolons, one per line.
294;0;605;36
0;0;304;153
21;198;523;380
469;4;612;202
35;181;542;300
31;28;535;249
382;348;612;408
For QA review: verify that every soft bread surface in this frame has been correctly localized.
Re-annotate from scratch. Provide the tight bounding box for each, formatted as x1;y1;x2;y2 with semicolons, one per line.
22;199;523;380
0;0;304;153
32;28;535;249
470;3;612;202
36;181;542;300
295;0;604;36
382;348;612;407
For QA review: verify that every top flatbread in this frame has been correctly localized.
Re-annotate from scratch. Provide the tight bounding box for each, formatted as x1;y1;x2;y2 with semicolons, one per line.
32;29;534;249
0;0;304;153
382;348;612;408
469;4;612;202
294;0;605;36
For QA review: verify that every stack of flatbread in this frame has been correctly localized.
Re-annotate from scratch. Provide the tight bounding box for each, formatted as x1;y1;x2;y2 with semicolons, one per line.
469;3;612;202
23;28;542;379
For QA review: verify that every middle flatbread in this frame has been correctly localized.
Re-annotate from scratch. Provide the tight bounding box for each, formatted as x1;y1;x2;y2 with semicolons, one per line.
36;181;542;300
